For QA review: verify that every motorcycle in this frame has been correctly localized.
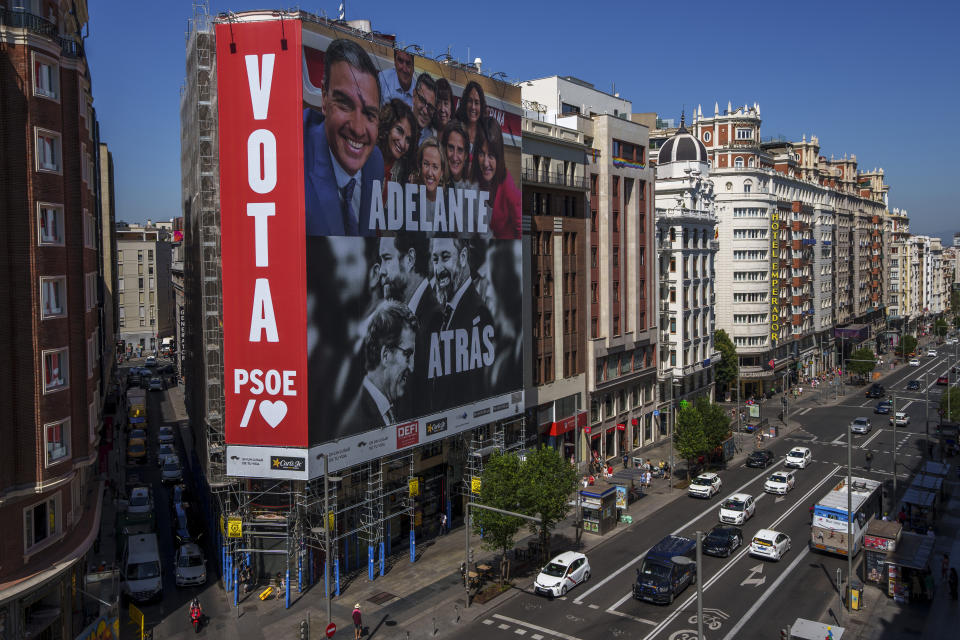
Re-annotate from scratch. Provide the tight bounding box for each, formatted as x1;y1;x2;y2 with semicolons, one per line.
189;600;204;633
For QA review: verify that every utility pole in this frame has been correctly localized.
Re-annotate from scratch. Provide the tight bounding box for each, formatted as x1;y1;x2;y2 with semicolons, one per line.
846;420;852;612
892;394;898;509
696;531;704;640
736;356;742;451
668;376;674;489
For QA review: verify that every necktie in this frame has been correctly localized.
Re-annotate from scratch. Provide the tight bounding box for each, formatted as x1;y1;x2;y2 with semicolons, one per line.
442;303;454;329
385;407;396;424
341;178;358;235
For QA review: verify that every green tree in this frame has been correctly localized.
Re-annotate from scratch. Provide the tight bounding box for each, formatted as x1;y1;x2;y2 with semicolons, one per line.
896;335;918;358
518;446;577;566
934;318;949;338
473;452;524;586
695;397;732;452
713;329;739;400
941;387;960;423
673;405;708;481
847;347;877;377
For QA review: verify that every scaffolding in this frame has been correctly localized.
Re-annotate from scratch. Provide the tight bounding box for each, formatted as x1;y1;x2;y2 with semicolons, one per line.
179;5;529;606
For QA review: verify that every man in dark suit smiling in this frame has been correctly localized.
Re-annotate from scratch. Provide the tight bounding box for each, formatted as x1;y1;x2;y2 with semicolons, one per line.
304;38;384;237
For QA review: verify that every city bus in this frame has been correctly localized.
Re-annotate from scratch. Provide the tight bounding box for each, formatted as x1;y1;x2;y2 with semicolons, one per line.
810;477;882;556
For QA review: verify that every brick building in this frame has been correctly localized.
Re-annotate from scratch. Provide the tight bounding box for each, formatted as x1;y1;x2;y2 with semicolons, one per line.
0;2;114;637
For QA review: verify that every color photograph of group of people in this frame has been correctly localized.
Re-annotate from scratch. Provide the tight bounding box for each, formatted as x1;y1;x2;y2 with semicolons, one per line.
301;34;523;444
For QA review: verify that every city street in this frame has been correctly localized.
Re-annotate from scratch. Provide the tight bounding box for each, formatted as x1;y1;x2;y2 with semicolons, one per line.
450;352;956;640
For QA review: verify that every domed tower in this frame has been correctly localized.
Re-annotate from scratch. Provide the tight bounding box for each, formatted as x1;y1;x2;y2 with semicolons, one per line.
656;116;710;180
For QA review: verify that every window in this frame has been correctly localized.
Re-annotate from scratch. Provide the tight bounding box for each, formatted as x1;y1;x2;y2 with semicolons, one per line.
743;180;752;193
149;277;155;290
24;493;61;553
561;102;581;115
41;276;67;318
32;52;59;100
44;418;70;466
735;128;753;140
732;208;767;218
138;277;144;290
43;348;69;393
733;271;766;281
85;272;97;311
733;250;768;260
733;314;768;324
37;203;64;245
734;157;744;168
83;210;96;248
703;131;712;143
733;292;768;303
35;128;61;173
734;336;767;347
733;229;767;239
148;249;154;261
118;307;125;327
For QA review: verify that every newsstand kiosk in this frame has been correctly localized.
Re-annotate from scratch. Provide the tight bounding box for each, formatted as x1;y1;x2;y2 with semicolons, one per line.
580;486;618;535
863;519;901;586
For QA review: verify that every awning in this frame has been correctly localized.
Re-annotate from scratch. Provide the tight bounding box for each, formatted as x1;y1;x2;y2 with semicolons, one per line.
901;487;936;509
910;474;943;493
548;411;587;436
887;531;936;570
921;461;950;477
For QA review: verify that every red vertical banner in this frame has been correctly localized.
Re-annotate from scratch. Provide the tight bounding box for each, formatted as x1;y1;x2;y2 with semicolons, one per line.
216;20;307;448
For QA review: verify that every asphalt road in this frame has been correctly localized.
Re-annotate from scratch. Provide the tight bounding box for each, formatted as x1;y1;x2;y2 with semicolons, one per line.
454;349;957;640
118;362;226;639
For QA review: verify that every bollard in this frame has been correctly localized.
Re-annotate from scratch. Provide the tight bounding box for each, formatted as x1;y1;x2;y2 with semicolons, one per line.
455;604;461;624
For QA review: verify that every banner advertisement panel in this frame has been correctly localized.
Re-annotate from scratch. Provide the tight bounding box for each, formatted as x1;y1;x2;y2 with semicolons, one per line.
219;17;524;478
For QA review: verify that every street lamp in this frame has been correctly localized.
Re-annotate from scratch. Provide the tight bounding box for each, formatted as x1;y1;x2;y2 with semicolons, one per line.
313;453;342;627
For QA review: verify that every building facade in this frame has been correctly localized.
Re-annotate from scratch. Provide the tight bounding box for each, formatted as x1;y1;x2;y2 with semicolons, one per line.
0;2;114;637
116;224;174;356
521;117;590;460
651;121;720;407
523;76;660;461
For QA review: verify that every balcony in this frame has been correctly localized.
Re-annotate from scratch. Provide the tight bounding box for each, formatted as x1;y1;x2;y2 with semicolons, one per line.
0;8;85;58
659;300;675;314
521;167;589;190
660;331;676;345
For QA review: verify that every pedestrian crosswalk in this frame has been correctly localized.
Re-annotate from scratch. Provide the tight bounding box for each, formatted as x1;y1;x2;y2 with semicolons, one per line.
481;615;584;640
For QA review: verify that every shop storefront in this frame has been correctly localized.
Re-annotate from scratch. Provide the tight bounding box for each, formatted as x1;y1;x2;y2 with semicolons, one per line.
886;532;936;603
580;486;618;536
863;519;901;587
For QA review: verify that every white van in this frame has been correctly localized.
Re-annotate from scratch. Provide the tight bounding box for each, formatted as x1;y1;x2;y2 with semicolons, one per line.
122;533;162;603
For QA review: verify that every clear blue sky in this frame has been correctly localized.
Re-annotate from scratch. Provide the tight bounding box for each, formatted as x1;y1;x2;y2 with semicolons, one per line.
87;0;959;240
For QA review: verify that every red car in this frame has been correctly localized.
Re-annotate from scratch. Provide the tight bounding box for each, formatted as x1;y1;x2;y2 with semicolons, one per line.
937;375;949;385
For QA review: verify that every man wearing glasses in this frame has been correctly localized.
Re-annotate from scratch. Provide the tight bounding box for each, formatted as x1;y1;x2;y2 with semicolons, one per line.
340;301;419;436
412;73;438;146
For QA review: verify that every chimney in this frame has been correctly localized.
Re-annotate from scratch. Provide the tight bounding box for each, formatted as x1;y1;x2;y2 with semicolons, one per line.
473;57;482;73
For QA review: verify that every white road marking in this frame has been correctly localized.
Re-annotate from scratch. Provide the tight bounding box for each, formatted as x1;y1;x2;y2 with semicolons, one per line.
740;563;765;587
606;609;658;626
830;432;847;445
492;615;584;640
531;635;544;640
637;465;841;640
587;604;599;609
799;407;812;415
572;459;785;604
483;619;494;625
514;629;527;635
498;624;511;630
860;428;883;449
720;548;811;640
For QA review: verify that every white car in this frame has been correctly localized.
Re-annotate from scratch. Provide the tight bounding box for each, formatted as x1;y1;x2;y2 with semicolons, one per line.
158;426;176;445
927;350;938;357
161;456;183;483
890;412;910;426
533;551;591;598
127;487;153;515
719;493;756;525
785;447;812;469
909;358;921;367
174;543;207;587
850;417;872;434
145;355;157;367
687;473;722;499
750;529;791;561
763;470;796;495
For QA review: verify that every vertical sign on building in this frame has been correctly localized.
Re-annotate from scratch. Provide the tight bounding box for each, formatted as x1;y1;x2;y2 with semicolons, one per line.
216;20;309;457
770;209;780;345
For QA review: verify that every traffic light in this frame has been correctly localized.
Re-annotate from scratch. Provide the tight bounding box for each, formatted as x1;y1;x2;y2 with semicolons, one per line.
299;618;309;640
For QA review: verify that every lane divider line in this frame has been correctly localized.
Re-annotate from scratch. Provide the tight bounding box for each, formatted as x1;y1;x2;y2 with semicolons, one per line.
636;465;842;640
491;614;584;640
572;458;787;604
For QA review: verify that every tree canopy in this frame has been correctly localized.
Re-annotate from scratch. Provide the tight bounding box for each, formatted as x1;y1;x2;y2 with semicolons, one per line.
847;347;877;377
934;318;948;338
673;404;707;480
472;452;524;585
519;446;577;565
713;330;739;399
896;335;918;358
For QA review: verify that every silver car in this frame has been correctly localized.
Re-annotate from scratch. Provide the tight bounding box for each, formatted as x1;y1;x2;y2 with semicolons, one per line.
161;456;183;483
850;417;871;434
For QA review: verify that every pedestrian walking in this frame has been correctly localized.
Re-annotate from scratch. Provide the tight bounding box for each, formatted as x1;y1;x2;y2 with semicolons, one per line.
440;512;447;536
622;452;629;469
275;572;284;599
949;568;958;600
864;451;873;471
353;603;363;639
943;553;950;582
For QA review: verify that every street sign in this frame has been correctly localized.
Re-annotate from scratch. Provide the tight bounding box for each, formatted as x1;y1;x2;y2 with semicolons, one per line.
409;477;420;497
326;622;337;638
227;517;243;538
471;477;482;494
653;410;660;417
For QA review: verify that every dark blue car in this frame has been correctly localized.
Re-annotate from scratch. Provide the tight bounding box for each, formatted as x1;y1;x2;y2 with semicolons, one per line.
874;400;892;415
